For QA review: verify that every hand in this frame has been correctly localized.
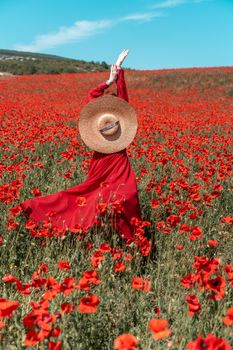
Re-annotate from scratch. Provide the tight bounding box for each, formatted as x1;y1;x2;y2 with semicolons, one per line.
115;49;129;68
106;64;118;85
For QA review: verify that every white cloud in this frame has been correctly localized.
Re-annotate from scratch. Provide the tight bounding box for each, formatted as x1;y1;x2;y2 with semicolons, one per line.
14;20;112;52
151;0;188;8
14;11;163;52
151;0;208;9
120;12;164;22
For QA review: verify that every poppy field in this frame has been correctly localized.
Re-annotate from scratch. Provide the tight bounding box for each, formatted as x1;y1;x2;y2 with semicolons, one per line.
0;66;233;349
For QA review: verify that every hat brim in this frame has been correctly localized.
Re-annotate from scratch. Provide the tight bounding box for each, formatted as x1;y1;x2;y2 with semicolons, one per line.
78;95;138;154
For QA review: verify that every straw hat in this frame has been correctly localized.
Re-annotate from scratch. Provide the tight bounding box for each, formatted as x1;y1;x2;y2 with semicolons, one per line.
78;95;138;154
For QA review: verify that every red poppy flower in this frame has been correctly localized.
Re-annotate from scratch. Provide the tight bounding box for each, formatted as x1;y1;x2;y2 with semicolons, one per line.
207;240;218;248
77;294;100;313
187;333;232;350
7;219;19;230
24;329;40;347
151;199;160;209
48;341;62;350
0;298;19;318
38;264;49;274
206;276;226;300
9;204;22;216
90;250;105;268
25;220;37;230
75;277;90;291
75;196;87;206
180;273;197;289
99;243;112;253
83;270;100;285
166;214;181;227
223;307;233;326
44;277;60;300
114;261;126;272
221;216;233;224
112;248;123;260
130;217;140;227
114;333;138;350
124;253;133;261
58;260;70;271
31;188;42;197
156;221;171;234
110;199;123;214
148;319;171;340
60;277;76;295
179;224;191;234
50;327;61;337
96;202;108;215
189;226;203;240
185;294;201;317
131;277;151;292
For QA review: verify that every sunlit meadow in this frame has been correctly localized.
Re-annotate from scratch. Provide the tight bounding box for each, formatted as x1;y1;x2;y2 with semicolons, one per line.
0;67;233;349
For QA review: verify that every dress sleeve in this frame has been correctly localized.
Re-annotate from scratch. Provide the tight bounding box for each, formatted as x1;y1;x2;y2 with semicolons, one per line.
87;81;109;103
116;68;129;102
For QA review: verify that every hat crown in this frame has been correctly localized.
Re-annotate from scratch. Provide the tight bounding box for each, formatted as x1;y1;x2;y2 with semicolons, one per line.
97;113;119;136
78;95;138;154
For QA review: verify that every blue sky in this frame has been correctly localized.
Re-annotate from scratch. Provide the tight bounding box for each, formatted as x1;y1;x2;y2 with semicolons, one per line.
0;0;233;69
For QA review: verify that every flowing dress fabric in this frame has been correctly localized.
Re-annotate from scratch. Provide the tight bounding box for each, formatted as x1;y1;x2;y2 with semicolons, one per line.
20;69;141;240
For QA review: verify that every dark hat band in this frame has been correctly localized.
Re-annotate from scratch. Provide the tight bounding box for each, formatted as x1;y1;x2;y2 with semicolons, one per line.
99;120;119;133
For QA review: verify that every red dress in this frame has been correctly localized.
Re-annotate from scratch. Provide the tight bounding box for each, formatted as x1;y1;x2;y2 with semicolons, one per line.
20;69;142;240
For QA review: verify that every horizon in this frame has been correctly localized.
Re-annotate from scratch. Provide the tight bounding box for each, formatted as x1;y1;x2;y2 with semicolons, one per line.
1;48;233;72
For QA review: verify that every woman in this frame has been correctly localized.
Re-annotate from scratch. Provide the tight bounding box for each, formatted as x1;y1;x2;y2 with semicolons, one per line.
20;50;142;241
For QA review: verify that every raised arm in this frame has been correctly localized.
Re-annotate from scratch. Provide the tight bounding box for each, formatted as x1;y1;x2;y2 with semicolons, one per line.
116;68;129;102
115;49;129;102
87;81;108;103
87;64;118;103
86;50;130;103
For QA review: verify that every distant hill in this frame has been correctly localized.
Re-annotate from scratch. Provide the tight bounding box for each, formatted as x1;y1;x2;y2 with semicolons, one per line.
0;49;110;75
